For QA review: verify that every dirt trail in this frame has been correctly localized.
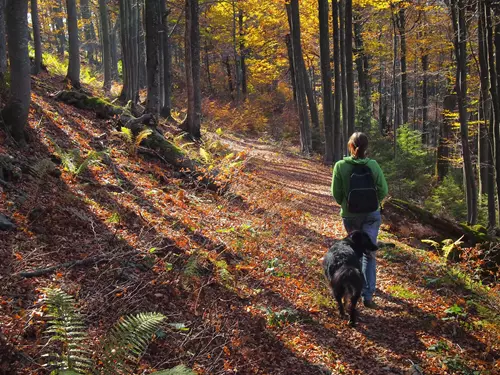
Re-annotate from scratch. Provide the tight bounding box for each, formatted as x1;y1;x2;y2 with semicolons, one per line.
217;136;499;375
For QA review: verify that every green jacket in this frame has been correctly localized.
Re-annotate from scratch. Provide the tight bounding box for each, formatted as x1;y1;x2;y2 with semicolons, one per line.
331;156;388;217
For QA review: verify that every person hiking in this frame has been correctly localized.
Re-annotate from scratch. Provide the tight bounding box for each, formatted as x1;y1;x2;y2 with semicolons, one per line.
331;132;388;308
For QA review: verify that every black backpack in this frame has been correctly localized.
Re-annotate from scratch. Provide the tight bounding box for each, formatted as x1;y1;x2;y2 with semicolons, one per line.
347;163;378;214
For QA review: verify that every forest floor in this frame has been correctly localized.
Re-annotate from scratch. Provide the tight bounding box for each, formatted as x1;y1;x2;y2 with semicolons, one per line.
1;73;499;375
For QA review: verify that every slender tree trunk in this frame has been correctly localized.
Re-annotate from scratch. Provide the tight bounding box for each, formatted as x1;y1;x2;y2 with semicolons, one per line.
224;55;234;98
422;53;429;144
345;0;355;137
339;0;348;152
183;0;201;139
160;0;172;118
486;4;500;220
450;0;477;224
302;55;321;151
2;0;30;144
138;0;147;88
145;0;160;115
478;1;489;197
98;0;112;91
0;0;6;79
31;0;42;75
231;0;240;102
332;0;342;160
66;0;81;88
53;0;66;57
319;0;334;164
239;9;247;98
80;0;97;65
354;12;368;103
398;5;409;125
119;0;140;105
285;34;297;102
287;1;312;154
110;20;119;80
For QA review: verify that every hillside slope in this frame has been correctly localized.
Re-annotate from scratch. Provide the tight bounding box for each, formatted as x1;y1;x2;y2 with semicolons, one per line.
0;75;499;375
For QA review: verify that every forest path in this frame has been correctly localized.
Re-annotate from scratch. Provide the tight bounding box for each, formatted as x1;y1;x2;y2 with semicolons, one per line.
217;135;499;375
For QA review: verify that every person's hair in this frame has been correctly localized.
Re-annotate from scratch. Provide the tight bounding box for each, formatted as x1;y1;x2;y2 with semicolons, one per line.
348;132;369;159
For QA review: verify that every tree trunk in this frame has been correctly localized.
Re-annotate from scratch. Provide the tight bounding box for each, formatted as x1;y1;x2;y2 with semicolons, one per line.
224;55;234;97
345;0;355;137
397;5;408;125
110;20;119;80
2;0;31;144
231;0;240;102
53;0;66;57
0;0;6;80
354;12;368;104
339;0;348;152
98;0;112;91
450;0;477;225
319;0;334;164
80;0;97;65
487;4;500;221
286;0;312;155
160;0;172;118
119;0;140;105
138;0;147;89
285;34;297;102
145;0;160;115
332;0;342;161
66;0;81;88
421;53;429;144
302;55;321;152
183;0;201;139
239;9;247;98
31;0;42;75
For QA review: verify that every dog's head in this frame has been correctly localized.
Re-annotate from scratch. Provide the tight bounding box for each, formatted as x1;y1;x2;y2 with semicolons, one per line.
346;230;378;257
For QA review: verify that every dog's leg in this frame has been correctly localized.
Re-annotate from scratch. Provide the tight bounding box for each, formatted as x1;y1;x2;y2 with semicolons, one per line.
333;285;346;319
348;292;361;326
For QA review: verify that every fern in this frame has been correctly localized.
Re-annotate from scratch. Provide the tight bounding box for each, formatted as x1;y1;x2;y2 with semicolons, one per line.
120;127;134;144
42;289;92;374
150;365;197;375
49;138;104;176
135;129;153;150
40;289;188;375
118;127;152;154
100;312;166;375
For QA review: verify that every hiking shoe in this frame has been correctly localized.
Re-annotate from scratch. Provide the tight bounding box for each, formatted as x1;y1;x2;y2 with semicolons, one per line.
363;300;378;309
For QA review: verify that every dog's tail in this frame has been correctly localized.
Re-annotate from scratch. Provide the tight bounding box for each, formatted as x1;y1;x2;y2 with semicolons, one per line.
331;265;363;297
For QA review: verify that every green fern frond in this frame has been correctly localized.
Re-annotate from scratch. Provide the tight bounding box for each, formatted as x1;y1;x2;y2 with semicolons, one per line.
150;364;197;375
101;312;166;375
135;129;153;149
199;148;211;163
120;127;134;144
74;151;103;176
42;288;92;374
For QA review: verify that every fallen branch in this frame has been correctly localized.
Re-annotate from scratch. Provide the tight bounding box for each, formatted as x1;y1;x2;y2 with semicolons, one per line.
383;198;493;244
17;250;137;278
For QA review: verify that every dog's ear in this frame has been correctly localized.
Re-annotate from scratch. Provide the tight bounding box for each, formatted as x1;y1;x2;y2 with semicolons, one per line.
351;231;378;253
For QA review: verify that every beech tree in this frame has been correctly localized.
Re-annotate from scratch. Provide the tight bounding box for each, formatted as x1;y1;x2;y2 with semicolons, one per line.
2;0;31;144
65;0;81;88
183;0;201;139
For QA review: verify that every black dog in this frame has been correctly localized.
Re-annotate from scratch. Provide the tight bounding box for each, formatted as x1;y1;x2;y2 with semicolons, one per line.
323;231;378;325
